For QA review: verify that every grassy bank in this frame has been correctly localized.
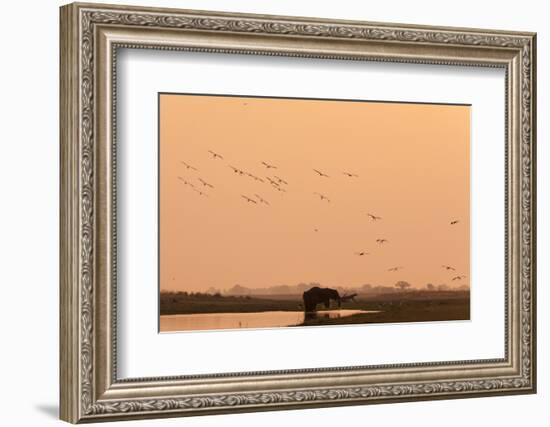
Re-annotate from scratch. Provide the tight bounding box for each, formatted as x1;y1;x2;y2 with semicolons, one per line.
299;294;470;326
160;293;301;315
160;291;470;326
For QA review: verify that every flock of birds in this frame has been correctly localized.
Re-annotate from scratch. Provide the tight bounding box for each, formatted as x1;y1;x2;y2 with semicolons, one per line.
175;148;467;287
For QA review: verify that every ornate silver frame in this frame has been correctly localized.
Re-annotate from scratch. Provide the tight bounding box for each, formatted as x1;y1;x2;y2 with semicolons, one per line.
60;2;537;423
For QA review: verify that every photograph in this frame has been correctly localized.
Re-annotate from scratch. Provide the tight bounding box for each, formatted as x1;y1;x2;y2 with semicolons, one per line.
159;93;471;332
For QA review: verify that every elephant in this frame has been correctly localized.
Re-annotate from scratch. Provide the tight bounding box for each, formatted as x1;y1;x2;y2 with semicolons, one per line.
302;286;341;312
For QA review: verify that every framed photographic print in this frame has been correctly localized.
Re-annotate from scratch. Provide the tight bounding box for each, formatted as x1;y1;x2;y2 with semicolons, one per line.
60;2;537;423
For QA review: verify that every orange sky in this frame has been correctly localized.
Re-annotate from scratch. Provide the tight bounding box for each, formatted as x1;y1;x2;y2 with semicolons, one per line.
159;94;470;292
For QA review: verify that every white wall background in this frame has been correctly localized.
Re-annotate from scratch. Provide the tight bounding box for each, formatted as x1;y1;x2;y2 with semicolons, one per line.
0;0;545;426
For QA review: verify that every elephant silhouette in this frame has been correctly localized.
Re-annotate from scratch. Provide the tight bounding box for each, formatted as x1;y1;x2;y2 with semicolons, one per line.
302;286;341;312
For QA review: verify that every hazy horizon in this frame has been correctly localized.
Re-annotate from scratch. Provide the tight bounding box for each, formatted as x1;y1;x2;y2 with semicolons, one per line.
160;280;469;294
160;94;470;293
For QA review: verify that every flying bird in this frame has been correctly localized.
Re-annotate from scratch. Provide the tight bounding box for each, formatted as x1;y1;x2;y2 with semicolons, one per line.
266;177;279;186
450;220;460;225
198;178;214;188
241;195;257;204
367;213;382;221
452;275;466;281
314;192;330;202
376;239;388;244
442;265;456;271
192;188;208;197
254;194;270;205
177;176;195;188
313;169;330;178
229;165;245;175
246;172;265;183
180;161;198;171
388;266;403;272
354;251;369;256
343;171;358;178
261;161;277;169
274;176;288;185
208;150;223;160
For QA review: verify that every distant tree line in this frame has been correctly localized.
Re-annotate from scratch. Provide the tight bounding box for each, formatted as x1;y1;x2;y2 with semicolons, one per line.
162;280;468;297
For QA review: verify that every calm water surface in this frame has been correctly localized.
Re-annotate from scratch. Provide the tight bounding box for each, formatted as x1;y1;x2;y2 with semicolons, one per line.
160;310;377;332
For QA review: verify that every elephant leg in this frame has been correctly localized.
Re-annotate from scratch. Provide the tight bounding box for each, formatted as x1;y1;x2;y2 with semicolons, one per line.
303;297;316;312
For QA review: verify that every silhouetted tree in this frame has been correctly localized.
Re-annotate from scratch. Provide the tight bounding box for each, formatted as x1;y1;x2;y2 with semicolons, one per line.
426;283;435;291
395;281;412;291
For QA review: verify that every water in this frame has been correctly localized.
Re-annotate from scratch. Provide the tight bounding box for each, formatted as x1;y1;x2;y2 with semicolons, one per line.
160;309;377;332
